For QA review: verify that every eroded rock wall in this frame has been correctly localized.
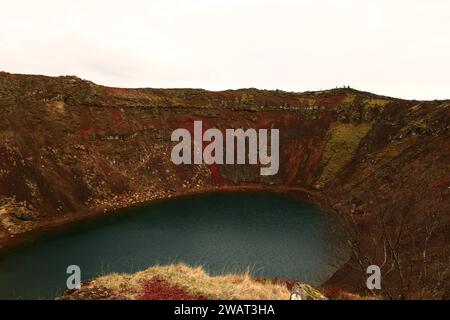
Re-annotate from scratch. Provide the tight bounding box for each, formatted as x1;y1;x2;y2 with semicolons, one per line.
0;73;449;237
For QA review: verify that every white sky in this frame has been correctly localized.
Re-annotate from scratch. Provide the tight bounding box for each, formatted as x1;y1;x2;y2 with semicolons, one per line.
1;0;449;100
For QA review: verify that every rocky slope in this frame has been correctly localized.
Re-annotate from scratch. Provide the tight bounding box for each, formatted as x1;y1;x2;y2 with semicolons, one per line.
0;72;449;298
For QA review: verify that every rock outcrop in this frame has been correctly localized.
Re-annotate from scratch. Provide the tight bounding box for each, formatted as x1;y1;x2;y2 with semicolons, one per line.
290;283;328;300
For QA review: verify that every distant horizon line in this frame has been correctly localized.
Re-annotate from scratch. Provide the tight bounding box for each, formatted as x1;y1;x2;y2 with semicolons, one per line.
2;70;449;103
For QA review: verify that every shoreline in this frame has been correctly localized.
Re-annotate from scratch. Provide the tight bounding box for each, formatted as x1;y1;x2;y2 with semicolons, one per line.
0;184;332;251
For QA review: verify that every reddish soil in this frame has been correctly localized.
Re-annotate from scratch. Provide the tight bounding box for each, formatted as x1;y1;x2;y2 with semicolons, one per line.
140;278;207;300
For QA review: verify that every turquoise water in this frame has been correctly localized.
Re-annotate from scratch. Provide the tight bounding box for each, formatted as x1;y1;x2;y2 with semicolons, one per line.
0;192;341;299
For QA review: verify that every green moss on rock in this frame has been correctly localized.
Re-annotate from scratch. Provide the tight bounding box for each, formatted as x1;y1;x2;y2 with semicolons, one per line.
316;122;372;188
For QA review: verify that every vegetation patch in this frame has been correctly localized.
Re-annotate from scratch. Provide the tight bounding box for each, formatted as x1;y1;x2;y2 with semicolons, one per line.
341;94;356;105
362;98;389;109
316;122;372;188
67;263;291;300
298;97;317;107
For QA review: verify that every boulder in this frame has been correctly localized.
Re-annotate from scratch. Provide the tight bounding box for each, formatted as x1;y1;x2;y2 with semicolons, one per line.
290;283;328;300
11;209;40;221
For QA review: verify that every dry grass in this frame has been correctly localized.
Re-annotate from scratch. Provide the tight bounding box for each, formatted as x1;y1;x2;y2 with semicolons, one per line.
92;263;291;300
63;264;376;300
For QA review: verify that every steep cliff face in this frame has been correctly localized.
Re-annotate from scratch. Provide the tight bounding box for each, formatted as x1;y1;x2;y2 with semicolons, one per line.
0;72;449;297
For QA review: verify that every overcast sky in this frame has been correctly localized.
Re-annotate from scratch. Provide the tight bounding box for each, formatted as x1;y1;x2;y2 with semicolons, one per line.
1;0;449;100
